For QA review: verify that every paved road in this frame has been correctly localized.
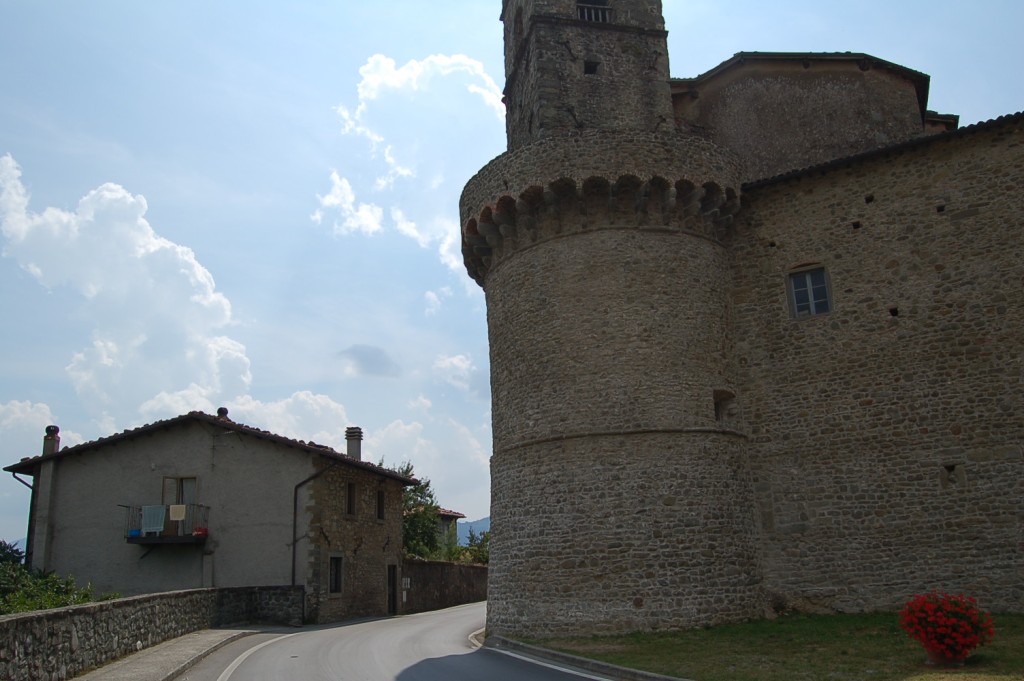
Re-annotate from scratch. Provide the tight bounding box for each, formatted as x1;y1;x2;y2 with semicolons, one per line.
175;602;614;681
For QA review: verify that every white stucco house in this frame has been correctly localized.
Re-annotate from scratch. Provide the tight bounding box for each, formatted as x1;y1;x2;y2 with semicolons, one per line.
4;409;415;623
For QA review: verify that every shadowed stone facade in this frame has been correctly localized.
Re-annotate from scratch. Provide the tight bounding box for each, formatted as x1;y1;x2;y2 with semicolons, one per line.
463;0;1023;638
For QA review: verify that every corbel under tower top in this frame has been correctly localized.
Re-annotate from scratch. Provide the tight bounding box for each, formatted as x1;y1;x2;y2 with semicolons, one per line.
500;0;674;151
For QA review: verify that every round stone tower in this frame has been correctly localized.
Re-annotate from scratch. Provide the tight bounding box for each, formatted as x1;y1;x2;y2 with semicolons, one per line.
462;0;765;637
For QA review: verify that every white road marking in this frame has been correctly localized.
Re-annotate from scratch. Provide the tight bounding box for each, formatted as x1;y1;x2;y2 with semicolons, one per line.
215;633;299;681
491;648;616;680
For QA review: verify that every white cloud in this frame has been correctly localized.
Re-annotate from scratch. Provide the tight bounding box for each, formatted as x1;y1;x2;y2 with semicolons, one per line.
227;392;351;451
367;419;436;469
316;170;384;236
374;146;414;190
408;395;432;411
356;53;504;119
0;400;85;453
434;354;476;391
315;52;505;275
424;286;452;315
0;154;251;425
392;207;428;248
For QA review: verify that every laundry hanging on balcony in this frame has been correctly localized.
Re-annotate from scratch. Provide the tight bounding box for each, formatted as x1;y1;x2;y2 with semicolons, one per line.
142;505;166;534
168;504;187;522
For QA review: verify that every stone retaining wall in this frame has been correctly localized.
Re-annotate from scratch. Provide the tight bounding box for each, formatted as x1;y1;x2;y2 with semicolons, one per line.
0;586;303;681
402;559;487;614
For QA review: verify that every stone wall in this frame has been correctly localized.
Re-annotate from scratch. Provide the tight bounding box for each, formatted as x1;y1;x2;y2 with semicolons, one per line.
401;559;488;614
672;56;927;183
0;586;303;681
732;116;1024;614
306;463;406;623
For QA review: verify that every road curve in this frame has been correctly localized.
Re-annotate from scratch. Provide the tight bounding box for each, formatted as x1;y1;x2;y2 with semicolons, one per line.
179;602;613;681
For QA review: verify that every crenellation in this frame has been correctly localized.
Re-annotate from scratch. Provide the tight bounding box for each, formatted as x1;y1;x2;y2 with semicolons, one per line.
469;0;1023;640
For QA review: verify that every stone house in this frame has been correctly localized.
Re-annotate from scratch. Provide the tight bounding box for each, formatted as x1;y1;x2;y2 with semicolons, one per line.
4;409;414;624
463;0;1023;637
438;507;466;539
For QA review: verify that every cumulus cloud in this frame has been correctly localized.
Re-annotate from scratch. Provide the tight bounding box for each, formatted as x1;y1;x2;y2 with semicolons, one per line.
0;400;85;453
314;52;504;276
338;344;401;378
314;170;384;236
0;154;251;424
433;354;476;391
408;395;432;411
355;54;504;119
226;392;352;450
424;286;452;315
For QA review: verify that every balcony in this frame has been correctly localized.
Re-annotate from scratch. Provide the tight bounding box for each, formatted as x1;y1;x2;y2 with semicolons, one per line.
122;504;210;545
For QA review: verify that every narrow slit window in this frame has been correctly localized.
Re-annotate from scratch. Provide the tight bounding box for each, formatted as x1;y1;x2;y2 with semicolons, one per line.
347;482;356;516
329;556;343;593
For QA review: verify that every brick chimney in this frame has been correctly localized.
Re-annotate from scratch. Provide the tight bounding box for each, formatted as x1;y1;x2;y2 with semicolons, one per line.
345;427;363;461
42;425;60;456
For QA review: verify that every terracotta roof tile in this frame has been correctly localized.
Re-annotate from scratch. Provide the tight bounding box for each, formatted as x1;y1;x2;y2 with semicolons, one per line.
4;410;416;485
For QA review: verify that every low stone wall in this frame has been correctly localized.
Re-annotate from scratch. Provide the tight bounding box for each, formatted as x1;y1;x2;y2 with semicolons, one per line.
402;559;487;614
0;585;302;681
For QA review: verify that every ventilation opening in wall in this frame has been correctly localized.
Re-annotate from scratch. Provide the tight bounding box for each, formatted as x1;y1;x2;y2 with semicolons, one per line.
851;221;861;229
713;389;736;424
889;307;899;317
865;194;875;204
578;1;611;22
941;463;964;489
584;60;601;75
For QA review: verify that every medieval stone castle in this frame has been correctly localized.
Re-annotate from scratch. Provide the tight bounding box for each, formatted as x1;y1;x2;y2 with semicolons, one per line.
460;0;1023;638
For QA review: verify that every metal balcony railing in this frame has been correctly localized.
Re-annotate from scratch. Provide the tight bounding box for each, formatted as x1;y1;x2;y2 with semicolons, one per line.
122;504;210;544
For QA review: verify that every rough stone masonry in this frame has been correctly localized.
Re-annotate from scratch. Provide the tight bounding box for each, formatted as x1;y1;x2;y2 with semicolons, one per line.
462;0;1023;638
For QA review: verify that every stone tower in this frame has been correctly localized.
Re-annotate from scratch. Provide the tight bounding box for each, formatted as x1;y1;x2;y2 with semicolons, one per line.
461;0;765;637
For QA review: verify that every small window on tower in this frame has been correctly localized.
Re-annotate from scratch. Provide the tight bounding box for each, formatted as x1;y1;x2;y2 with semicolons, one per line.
788;266;832;318
584;60;600;75
578;1;611;22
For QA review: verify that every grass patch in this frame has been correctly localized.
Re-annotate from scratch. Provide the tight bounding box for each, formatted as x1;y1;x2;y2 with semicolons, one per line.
532;612;1024;681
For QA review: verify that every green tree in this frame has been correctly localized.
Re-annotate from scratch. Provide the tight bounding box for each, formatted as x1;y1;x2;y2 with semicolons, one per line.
0;563;98;615
0;539;24;565
464;528;490;565
393;461;443;559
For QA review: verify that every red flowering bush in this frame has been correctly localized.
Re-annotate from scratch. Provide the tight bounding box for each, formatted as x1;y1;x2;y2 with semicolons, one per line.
899;591;995;662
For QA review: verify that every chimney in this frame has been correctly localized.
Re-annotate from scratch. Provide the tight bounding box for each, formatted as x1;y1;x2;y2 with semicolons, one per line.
216;407;230;420
42;425;60;456
345;427;363;461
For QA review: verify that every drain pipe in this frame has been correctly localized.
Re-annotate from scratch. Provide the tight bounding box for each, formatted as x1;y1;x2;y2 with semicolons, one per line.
291;460;340;587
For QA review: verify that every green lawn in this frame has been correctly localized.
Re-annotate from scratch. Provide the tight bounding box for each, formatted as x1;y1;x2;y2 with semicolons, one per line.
533;612;1024;681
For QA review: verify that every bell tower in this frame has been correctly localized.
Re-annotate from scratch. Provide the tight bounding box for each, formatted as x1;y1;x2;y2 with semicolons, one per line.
500;0;674;150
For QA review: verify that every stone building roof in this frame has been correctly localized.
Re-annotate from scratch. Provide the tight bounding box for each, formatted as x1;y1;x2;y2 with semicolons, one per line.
4;410;416;485
671;51;933;117
744;110;1024;190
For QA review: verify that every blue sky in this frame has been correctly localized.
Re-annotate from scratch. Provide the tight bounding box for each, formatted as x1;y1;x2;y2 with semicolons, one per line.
1;0;1022;543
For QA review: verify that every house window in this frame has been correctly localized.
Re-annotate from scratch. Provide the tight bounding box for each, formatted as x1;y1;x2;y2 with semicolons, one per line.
377;489;385;520
347;482;356;516
788;267;832;317
578;1;611;22
162;477;197;505
329;556;343;594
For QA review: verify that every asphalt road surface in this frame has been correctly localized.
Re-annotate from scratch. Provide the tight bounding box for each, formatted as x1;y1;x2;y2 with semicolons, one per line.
175;601;615;681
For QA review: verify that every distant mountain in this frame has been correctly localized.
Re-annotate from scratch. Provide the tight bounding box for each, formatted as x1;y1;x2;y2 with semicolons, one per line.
456;516;490;545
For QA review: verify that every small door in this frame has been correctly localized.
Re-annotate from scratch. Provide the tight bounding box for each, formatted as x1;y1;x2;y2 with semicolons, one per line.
387;564;398;616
